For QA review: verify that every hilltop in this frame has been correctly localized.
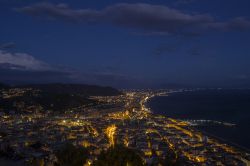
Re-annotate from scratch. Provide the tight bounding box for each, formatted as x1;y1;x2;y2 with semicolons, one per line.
17;83;122;96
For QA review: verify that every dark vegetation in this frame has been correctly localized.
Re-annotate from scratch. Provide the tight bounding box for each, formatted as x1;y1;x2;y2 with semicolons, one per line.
0;83;121;113
35;92;96;111
18;83;122;96
54;144;144;166
50;144;187;166
0;90;97;113
55;143;89;166
93;145;144;166
0;83;9;89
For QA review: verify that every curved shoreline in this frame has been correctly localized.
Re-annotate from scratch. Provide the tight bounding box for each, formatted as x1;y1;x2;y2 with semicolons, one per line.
145;92;250;153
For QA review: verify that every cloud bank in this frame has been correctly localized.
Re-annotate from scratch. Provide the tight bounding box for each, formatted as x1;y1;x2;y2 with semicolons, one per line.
17;3;250;35
0;42;16;49
0;49;135;87
0;50;54;71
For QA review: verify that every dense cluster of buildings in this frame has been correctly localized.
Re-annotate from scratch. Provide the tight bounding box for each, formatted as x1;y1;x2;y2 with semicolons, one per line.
0;88;250;165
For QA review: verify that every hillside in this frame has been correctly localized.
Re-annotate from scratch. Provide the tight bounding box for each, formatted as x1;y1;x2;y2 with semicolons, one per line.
18;83;122;96
0;83;9;89
0;83;121;113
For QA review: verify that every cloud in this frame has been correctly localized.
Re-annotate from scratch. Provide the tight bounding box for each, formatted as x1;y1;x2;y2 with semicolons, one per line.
17;3;250;35
16;3;100;22
0;42;16;49
0;50;53;71
0;49;79;83
154;43;180;56
0;68;74;84
174;0;197;5
202;17;250;32
0;49;135;87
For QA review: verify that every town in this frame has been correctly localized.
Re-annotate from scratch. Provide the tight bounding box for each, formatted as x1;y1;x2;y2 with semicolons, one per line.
0;87;250;165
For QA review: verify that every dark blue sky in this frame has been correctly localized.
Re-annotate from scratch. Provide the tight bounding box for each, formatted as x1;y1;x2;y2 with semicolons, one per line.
1;0;250;88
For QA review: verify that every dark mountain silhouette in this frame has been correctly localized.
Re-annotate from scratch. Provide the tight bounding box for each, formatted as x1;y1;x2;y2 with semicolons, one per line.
17;83;122;96
0;82;9;89
0;83;121;113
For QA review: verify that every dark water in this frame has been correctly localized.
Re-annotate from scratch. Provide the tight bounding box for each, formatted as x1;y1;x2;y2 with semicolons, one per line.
148;89;250;150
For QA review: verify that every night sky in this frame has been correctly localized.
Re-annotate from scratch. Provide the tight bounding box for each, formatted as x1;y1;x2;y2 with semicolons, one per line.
1;0;250;88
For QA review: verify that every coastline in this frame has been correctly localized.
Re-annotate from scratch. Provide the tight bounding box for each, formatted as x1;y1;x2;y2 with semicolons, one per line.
145;91;250;154
197;128;250;153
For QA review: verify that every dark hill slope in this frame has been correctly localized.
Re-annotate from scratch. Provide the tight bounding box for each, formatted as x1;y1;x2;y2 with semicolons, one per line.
18;83;122;96
0;83;9;89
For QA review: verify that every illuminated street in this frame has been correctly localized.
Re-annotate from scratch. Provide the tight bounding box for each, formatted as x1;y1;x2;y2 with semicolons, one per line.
0;88;250;165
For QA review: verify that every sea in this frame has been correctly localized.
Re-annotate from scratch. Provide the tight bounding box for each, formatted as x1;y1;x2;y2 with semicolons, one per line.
148;89;250;151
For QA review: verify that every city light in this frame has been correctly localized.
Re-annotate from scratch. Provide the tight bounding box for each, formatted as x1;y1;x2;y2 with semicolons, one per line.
105;124;117;147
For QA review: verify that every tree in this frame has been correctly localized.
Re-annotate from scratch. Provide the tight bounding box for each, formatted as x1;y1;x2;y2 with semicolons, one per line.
162;148;177;166
161;150;188;166
93;144;144;166
55;143;89;166
30;158;45;166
